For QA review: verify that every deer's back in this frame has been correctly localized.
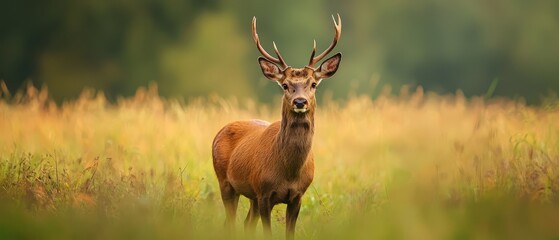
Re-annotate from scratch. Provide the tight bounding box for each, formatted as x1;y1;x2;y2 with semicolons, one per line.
212;120;275;182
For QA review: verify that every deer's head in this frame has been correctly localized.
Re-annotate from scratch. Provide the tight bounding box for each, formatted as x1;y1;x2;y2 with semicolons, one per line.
253;15;342;114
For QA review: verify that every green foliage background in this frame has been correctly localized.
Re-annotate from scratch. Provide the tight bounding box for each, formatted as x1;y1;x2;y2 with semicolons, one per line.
1;0;558;103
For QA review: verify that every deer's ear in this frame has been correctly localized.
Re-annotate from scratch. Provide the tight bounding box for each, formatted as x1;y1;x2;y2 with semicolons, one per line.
314;53;341;80
258;57;284;81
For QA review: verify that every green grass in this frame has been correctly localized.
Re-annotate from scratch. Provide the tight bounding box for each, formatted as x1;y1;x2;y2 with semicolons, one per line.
1;85;559;239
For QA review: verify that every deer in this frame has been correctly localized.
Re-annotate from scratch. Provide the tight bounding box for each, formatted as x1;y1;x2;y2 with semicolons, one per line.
211;14;342;239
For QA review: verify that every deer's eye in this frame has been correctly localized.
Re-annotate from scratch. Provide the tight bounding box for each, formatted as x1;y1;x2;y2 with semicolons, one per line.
282;84;288;90
311;83;317;89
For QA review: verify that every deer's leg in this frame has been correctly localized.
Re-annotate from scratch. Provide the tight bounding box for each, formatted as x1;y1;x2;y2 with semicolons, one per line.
220;181;239;229
286;195;302;240
258;195;273;236
244;198;260;232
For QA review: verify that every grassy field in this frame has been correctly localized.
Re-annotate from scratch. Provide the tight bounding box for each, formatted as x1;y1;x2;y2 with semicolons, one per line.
1;84;559;239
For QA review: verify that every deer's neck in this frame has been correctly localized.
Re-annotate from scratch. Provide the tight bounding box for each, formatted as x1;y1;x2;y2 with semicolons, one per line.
275;104;314;179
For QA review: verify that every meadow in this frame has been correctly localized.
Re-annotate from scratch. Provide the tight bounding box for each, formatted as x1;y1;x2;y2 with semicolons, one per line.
1;83;559;239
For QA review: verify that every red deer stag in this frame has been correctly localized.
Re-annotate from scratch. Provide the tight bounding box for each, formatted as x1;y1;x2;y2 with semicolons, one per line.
212;14;342;239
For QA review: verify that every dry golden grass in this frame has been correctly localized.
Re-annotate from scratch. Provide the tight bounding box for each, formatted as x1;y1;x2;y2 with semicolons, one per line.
1;83;558;239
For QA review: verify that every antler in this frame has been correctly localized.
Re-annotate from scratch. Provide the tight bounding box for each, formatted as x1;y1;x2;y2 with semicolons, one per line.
252;17;289;70
307;14;342;67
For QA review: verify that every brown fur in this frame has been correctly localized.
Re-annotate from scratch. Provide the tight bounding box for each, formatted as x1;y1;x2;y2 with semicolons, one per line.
212;27;341;239
212;86;315;237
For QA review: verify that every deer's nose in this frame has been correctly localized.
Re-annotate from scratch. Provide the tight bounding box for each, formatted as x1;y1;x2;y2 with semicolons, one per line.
293;98;307;108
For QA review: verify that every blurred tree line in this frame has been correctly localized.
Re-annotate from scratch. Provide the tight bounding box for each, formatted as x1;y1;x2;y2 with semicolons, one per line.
1;0;558;103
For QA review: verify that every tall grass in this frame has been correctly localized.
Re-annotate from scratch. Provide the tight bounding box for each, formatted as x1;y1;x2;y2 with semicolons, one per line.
1;84;558;239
